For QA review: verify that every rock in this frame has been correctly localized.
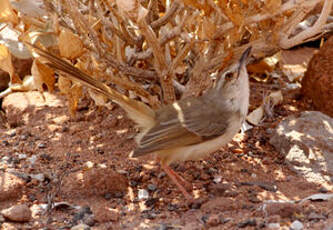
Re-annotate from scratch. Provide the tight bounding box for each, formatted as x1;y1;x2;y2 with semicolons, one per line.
302;36;333;117
267;223;280;229
0;172;25;201
1;204;31;222
30;173;45;182
93;206;119;222
308;212;326;221
237;218;256;228
290;220;304;230
60;167;128;198
269;111;333;184
2;92;63;126
263;202;300;218
138;189;149;200
71;223;90;230
206;214;221;227
1;223;17;230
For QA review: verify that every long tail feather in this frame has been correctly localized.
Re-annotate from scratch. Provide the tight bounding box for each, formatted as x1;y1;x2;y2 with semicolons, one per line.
26;42;155;129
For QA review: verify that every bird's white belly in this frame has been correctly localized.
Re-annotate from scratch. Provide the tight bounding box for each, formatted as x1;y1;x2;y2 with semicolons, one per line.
157;118;242;165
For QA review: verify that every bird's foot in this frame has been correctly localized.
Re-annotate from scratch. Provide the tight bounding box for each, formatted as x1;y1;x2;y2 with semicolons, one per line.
161;164;193;200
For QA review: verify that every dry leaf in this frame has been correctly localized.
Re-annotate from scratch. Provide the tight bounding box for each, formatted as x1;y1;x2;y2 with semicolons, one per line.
0;0;18;24
247;106;264;125
116;0;148;22
67;83;82;116
0;44;22;84
58;76;72;94
88;89;108;106
59;29;84;59
247;90;283;125
0;44;14;76
31;59;55;92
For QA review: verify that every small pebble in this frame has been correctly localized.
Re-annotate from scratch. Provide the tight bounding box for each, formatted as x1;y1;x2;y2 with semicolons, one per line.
138;189;149;200
104;193;112;200
9;131;16;137
308;212;326;221
37;143;46;149
267;223;280;229
290;220;303;230
213;175;222;183
147;184;157;192
237;218;256;228
17;154;27;160
71;223;90;230
30;173;45;182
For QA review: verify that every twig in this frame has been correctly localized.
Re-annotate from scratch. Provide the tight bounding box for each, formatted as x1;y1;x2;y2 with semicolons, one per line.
151;0;182;29
279;0;333;49
213;0;323;39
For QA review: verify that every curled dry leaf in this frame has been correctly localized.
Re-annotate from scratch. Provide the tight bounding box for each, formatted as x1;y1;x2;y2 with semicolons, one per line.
31;59;55;92
58;75;83;116
68;82;82;116
0;0;18;24
0;44;21;84
58;76;72;94
59;29;84;59
0;44;14;77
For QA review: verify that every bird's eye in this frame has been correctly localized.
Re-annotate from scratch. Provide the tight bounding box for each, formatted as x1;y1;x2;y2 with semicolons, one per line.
224;72;233;81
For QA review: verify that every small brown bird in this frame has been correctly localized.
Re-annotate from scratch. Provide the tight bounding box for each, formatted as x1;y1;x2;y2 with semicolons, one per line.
27;43;251;199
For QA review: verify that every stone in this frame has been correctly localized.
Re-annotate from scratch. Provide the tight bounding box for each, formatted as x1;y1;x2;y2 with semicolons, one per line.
267;223;280;229
71;223;90;230
263;202;300;218
0;172;25;201
2;91;63;126
1;204;31;222
302;36;333;117
60;167;128;198
269;111;333;184
93;206;119;222
290;220;304;230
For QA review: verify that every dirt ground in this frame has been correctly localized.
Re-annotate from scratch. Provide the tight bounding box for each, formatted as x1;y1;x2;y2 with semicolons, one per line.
0;79;332;229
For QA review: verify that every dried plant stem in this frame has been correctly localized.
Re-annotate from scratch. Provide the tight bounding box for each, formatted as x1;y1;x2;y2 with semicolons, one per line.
151;0;181;29
279;0;333;49
139;19;175;103
214;0;323;39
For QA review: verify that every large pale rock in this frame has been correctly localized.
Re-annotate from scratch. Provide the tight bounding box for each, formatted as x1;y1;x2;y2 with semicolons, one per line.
0;172;25;201
2;91;63;126
302;36;333;117
269;111;333;184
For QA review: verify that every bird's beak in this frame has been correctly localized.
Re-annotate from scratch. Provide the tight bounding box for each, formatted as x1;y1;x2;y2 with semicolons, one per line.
237;46;252;78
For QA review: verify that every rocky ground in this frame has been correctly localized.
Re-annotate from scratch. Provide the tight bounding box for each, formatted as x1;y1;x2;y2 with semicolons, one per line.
0;74;332;230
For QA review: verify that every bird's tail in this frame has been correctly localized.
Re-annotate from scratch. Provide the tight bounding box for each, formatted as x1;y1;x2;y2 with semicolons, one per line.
26;42;155;129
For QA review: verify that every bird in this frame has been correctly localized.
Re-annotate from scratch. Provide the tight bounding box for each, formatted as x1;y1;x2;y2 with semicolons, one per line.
27;42;252;200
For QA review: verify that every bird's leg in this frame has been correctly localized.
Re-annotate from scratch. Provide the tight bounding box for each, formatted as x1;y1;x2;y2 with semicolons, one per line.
161;164;193;200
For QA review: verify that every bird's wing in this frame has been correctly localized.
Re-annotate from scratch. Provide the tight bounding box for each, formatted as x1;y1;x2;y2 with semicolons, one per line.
132;90;233;157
